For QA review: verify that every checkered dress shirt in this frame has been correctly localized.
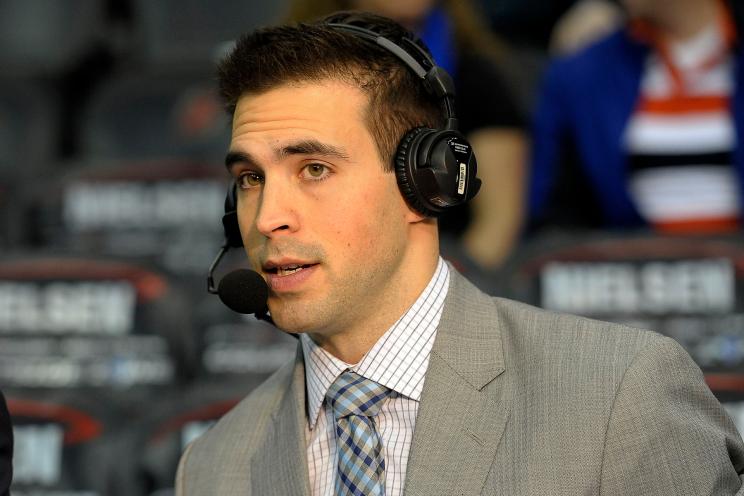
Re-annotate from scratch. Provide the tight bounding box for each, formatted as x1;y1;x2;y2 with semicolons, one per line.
301;258;450;496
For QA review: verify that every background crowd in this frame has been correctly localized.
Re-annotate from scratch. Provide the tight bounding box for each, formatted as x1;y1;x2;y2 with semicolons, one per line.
1;0;743;494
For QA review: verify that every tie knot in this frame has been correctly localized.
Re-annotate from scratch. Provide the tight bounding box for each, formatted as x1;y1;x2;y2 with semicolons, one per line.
326;370;391;420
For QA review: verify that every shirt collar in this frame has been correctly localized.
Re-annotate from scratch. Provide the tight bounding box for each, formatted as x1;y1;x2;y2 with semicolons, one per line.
302;257;450;429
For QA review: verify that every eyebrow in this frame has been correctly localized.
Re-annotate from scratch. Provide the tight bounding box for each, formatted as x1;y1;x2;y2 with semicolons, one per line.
224;139;351;171
279;140;351;161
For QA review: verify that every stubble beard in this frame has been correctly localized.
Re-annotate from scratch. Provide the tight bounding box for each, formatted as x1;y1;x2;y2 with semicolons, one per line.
269;242;406;340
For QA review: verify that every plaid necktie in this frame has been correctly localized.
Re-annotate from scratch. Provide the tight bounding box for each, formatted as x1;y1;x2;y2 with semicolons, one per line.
326;370;391;496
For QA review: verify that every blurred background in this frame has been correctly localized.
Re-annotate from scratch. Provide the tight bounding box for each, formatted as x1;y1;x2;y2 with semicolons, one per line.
0;0;742;494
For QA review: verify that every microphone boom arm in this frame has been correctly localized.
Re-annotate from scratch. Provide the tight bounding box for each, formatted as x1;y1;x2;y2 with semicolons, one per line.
207;240;230;294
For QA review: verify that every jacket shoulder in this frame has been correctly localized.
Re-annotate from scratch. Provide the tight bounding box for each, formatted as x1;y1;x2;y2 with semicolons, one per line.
491;295;672;377
176;355;298;488
447;268;665;373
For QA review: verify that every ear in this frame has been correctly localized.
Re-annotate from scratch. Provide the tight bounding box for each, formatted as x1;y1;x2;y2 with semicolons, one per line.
404;205;429;224
396;183;430;224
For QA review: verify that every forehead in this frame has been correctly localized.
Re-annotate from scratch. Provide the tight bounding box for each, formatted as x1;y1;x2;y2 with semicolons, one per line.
230;81;371;149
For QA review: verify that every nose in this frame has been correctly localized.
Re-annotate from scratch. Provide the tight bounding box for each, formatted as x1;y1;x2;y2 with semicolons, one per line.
252;180;299;237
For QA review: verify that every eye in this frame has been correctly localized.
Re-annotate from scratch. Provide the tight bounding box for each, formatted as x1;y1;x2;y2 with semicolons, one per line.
303;163;330;180
236;171;264;189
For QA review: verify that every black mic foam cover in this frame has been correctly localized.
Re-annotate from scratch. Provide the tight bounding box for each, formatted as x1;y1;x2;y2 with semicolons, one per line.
217;269;269;314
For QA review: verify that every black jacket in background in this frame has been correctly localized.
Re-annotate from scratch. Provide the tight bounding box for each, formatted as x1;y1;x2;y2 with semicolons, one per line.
0;391;11;496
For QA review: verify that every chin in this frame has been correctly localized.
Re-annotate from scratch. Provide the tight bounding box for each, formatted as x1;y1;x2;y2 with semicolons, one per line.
268;293;341;337
268;305;317;334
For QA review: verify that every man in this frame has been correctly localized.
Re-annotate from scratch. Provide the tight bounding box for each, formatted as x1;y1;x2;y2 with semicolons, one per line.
0;391;12;496
177;11;744;495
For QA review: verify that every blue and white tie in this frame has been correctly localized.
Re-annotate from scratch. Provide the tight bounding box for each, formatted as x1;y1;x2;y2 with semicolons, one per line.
326;370;391;496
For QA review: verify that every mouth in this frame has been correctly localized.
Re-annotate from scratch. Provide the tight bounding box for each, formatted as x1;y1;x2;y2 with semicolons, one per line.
261;261;319;293
264;264;317;277
262;261;318;277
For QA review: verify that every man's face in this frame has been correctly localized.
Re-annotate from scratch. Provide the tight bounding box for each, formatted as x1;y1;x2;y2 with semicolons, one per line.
227;81;425;342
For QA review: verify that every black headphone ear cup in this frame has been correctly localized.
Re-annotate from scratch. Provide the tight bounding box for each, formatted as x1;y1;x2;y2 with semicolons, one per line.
395;127;439;217
222;184;243;247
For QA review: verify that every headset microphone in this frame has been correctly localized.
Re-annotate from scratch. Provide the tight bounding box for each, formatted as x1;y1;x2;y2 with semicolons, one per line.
207;242;274;324
217;269;269;315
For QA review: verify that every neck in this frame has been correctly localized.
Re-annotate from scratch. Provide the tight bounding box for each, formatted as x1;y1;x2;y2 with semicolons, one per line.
309;225;440;364
653;0;719;43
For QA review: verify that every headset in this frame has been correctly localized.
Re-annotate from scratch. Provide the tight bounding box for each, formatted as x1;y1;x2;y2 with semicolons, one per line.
208;19;481;294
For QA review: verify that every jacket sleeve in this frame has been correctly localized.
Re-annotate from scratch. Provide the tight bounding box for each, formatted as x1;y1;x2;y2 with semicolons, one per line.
174;440;195;496
600;335;744;495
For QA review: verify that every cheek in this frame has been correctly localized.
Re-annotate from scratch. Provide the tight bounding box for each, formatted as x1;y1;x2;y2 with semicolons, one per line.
320;191;385;252
323;204;372;250
334;184;407;250
236;203;261;252
237;209;254;239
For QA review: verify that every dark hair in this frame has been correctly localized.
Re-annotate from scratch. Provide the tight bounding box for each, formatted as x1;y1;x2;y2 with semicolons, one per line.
216;11;444;170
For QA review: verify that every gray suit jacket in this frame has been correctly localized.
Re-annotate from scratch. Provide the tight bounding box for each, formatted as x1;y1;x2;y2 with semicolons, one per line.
177;268;744;495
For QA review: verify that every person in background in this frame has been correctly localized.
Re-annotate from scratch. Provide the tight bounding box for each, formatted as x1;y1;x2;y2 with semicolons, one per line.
549;0;624;55
529;0;744;234
0;391;12;496
287;0;528;271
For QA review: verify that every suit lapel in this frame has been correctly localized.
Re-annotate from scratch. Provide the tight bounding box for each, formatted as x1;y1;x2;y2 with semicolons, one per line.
404;269;512;496
250;345;311;496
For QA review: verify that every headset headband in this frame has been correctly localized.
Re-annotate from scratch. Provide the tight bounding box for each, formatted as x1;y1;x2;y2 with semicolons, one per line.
324;22;459;131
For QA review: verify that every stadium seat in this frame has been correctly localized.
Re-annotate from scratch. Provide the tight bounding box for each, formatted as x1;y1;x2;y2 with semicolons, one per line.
20;160;228;283
0;254;198;389
130;0;289;68
0;79;58;248
6;390;123;495
80;73;231;162
0;0;104;76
